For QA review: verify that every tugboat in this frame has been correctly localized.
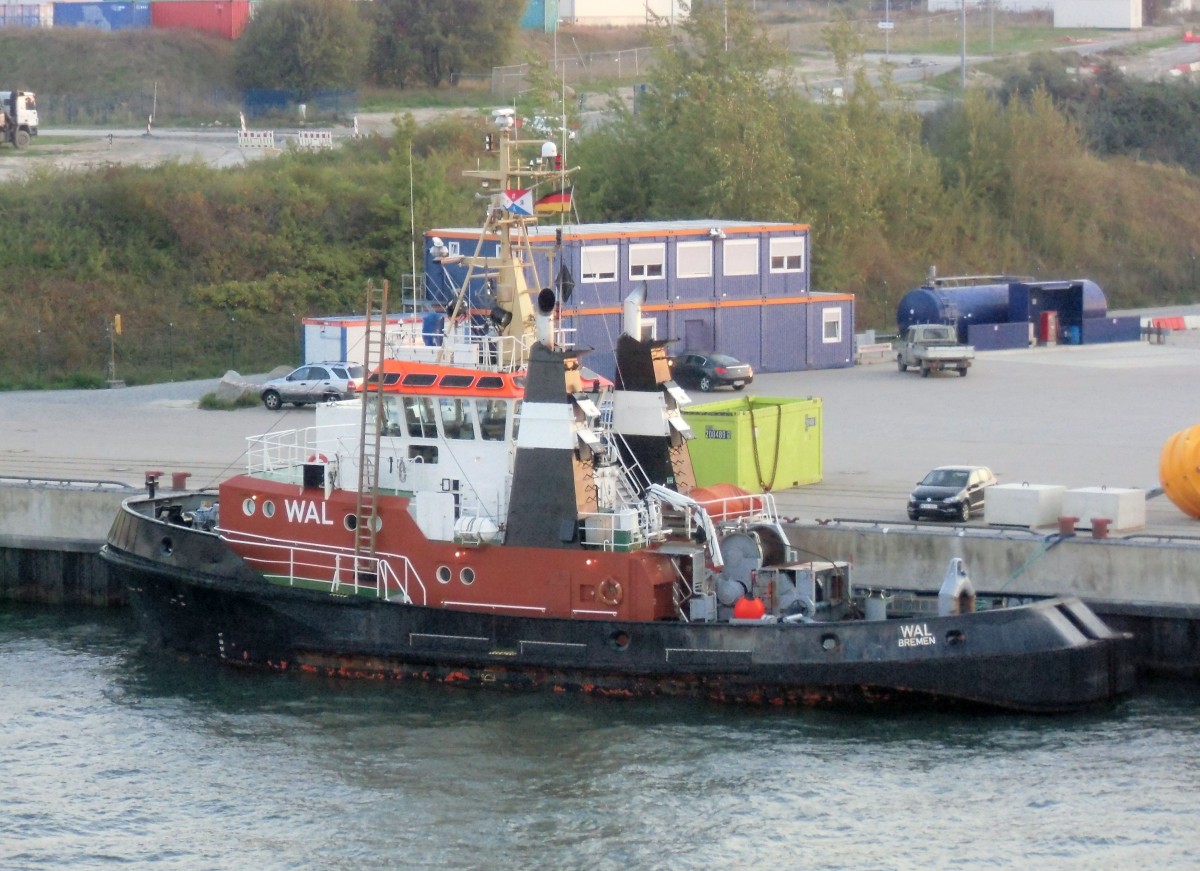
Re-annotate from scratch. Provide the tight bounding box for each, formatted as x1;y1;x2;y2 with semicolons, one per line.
101;110;1133;713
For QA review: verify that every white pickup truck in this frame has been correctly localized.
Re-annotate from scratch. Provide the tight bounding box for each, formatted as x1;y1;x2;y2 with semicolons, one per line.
896;324;974;377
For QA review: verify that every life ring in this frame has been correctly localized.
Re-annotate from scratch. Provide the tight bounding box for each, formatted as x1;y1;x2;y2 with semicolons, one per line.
598;577;623;607
307;453;330;464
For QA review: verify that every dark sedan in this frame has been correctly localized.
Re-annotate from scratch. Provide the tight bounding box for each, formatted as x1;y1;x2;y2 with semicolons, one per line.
669;353;754;392
907;465;997;522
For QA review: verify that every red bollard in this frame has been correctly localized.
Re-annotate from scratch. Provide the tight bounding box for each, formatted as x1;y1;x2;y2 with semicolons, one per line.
172;471;192;491
1057;516;1078;536
1092;517;1111;540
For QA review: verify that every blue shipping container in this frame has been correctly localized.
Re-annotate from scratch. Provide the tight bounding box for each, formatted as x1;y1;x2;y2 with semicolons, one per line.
53;2;151;31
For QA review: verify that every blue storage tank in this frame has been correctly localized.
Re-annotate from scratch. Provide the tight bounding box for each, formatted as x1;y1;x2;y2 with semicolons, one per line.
896;283;1012;340
896;278;1109;344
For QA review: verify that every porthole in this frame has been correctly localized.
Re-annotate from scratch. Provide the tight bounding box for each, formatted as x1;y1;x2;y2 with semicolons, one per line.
460;567;476;585
160;537;174;556
262;501;275;518
609;631;630;651
820;633;840;652
946;629;966;646
242;498;256;516
342;515;381;532
436;565;452;584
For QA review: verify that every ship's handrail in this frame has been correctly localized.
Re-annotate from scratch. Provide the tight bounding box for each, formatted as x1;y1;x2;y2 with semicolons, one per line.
383;325;576;373
245;424;358;476
220;527;427;604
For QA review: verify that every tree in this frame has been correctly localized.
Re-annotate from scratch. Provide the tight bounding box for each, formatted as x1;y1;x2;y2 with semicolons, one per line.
575;0;799;221
367;0;526;88
234;0;370;100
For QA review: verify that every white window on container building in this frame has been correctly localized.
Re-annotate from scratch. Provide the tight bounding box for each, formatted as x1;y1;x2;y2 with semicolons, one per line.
581;246;617;283
723;239;759;277
770;237;806;273
629;243;665;280
676;241;712;279
822;307;842;344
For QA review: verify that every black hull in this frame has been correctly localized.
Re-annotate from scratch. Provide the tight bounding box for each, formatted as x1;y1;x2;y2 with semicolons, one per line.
101;508;1135;714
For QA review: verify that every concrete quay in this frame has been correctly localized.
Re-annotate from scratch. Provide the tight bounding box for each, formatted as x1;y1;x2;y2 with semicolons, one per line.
3;331;1200;671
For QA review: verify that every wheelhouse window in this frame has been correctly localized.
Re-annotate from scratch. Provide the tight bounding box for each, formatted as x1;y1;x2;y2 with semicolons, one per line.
403;396;438;438
476;399;509;441
723;239;759;277
769;237;806;273
822;307;842;344
676;241;712;279
581;246;617;283
439;397;476;440
629;243;665;281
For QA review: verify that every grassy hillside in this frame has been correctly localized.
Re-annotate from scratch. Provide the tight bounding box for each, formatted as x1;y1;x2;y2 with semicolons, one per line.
0;30;240;124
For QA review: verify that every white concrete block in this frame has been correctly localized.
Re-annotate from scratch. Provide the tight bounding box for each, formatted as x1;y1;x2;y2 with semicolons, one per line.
1062;487;1146;531
986;483;1066;528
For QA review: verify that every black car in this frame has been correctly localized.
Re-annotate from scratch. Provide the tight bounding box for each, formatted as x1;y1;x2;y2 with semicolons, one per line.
907;465;997;522
669;353;754;392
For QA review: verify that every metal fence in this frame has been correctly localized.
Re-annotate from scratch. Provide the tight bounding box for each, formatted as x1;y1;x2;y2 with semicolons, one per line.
491;47;655;98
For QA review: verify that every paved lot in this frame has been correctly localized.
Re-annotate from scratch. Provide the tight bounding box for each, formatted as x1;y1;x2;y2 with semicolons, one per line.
3;329;1200;535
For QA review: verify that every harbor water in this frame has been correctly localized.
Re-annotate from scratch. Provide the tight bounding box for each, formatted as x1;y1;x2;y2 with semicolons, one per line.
2;604;1197;870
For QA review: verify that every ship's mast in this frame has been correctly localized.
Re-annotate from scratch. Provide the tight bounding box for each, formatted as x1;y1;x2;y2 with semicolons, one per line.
439;108;574;368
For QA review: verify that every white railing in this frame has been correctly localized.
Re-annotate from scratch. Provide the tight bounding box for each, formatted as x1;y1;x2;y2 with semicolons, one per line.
384;323;577;372
245;424;359;478
221;527;426;605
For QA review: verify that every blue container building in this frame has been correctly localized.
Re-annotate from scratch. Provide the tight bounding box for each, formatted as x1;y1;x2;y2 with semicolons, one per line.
53;2;151;31
424;219;855;377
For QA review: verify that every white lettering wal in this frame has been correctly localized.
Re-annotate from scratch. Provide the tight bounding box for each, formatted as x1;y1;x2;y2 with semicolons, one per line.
898;623;936;648
284;499;335;525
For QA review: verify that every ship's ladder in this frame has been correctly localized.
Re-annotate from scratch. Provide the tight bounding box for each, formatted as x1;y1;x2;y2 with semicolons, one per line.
353;279;389;581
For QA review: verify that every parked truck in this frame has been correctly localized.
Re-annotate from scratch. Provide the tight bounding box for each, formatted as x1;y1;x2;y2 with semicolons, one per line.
896;324;974;377
0;90;38;149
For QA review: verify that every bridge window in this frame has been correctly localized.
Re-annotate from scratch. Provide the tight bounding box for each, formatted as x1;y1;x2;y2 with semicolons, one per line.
476;399;509;441
403;396;437;438
439;397;476;440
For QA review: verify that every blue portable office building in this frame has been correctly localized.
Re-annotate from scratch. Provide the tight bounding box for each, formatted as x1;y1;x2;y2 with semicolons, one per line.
423;219;855;378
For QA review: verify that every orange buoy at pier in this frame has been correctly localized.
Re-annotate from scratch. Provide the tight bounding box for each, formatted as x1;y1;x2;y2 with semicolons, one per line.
1159;424;1200;519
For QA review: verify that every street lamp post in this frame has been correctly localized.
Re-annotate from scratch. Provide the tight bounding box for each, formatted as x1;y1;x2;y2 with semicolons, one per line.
961;0;968;91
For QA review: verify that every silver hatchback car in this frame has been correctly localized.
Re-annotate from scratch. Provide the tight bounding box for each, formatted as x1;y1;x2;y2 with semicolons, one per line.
260;362;365;410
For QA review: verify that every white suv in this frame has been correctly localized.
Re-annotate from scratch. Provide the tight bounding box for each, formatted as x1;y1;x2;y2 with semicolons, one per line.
260;362;365;410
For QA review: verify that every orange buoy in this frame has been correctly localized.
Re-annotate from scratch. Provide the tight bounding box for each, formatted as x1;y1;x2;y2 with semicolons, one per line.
1160;424;1200;519
732;596;766;620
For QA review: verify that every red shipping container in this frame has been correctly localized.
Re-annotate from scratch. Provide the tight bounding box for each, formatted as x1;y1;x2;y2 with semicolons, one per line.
151;1;250;40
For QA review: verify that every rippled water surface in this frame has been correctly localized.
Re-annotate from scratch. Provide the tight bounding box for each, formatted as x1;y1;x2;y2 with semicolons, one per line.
2;605;1198;870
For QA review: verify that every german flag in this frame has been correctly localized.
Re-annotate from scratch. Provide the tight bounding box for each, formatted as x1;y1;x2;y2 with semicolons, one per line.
534;186;573;215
